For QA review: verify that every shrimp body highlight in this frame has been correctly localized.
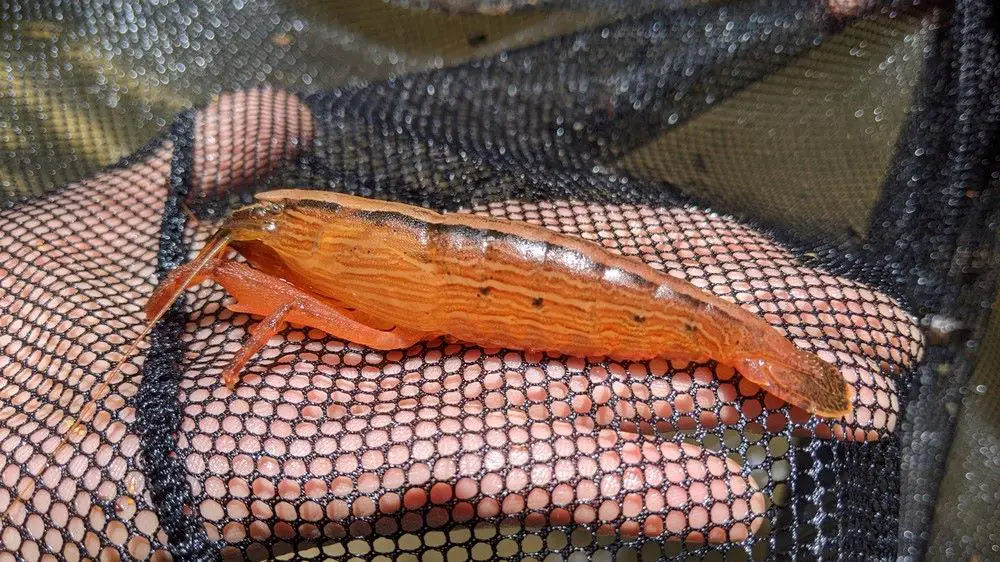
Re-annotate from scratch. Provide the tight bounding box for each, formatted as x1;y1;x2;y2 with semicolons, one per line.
147;189;853;418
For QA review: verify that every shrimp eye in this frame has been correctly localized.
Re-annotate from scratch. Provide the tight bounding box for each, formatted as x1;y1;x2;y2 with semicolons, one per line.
250;201;285;218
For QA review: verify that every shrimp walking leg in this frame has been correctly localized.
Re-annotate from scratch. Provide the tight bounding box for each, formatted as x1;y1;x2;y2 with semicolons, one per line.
221;300;296;388
211;260;425;384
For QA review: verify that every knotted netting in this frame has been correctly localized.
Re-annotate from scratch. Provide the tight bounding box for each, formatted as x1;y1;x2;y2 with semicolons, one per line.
1;1;997;560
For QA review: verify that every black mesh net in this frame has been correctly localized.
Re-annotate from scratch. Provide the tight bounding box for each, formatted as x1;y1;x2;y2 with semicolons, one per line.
1;1;997;561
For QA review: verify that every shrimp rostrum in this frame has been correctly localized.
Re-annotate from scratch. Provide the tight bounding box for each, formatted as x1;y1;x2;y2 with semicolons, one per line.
146;189;853;418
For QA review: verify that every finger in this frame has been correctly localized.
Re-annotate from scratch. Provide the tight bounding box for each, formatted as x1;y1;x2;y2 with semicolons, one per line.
826;0;877;18
0;154;170;557
191;86;315;200
356;441;767;544
565;358;899;442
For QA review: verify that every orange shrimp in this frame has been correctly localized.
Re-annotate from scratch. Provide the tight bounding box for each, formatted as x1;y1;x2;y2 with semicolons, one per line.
143;189;852;418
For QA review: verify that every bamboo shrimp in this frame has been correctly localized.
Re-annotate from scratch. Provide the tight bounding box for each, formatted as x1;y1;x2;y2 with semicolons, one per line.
143;189;852;418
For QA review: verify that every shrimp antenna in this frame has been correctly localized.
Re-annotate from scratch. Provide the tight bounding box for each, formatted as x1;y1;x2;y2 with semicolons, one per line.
1;230;233;524
179;199;201;226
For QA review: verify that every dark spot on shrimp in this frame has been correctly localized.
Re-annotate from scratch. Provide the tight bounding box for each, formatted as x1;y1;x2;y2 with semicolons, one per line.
479;286;491;296
685;321;698;333
532;297;544;308
632;313;646;324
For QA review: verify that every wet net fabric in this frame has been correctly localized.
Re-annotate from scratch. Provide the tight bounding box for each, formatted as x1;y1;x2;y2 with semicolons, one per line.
0;1;998;561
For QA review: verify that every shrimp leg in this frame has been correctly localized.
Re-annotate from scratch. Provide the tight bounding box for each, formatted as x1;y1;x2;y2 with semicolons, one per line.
210;260;426;386
220;300;296;388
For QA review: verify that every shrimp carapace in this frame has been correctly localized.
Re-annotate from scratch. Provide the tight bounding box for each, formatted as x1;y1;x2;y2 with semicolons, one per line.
142;189;853;418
